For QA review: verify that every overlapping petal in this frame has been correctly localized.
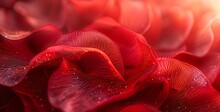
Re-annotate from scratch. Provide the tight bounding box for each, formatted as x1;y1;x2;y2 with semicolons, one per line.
156;58;220;111
0;0;220;111
14;0;65;28
118;0;150;34
175;52;220;91
29;45;126;111
55;30;124;75
86;17;158;83
12;66;60;112
155;7;193;51
90;75;169;112
0;25;61;86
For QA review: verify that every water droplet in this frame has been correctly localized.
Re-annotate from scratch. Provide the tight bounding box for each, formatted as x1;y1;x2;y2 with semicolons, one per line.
193;78;196;81
94;96;101;101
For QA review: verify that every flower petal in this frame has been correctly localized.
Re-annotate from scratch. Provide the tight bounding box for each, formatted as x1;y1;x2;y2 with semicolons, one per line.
143;1;161;45
29;45;126;112
156;58;220;111
12;67;60;112
14;0;65;28
55;30;124;75
0;8;31;30
90;75;169;112
155;7;193;50
0;35;29;86
175;52;220;91
211;17;220;52
86;17;158;83
70;0;109;24
186;13;215;57
118;0;150;34
0;25;61;86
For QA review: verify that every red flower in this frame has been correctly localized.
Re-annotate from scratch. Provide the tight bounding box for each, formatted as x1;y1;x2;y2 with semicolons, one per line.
1;0;220;112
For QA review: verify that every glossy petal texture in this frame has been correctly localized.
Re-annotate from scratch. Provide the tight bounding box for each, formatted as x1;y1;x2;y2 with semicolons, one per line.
90;75;168;112
157;58;220;111
55;30;124;75
1;0;220;111
86;17;158;83
0;32;29;86
12;67;60;112
0;25;61;86
175;53;220;91
29;45;126;112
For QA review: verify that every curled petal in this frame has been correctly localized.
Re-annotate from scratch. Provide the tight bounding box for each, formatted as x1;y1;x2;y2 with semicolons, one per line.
56;30;124;75
156;58;220;111
186;13;215;57
155;7;193;50
12;67;60;112
118;0;150;34
90;75;169;112
1;24;61;56
30;45;126;111
86;17;158;83
0;25;61;86
0;33;29;86
211;17;220;52
175;52;220;91
143;1;162;45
